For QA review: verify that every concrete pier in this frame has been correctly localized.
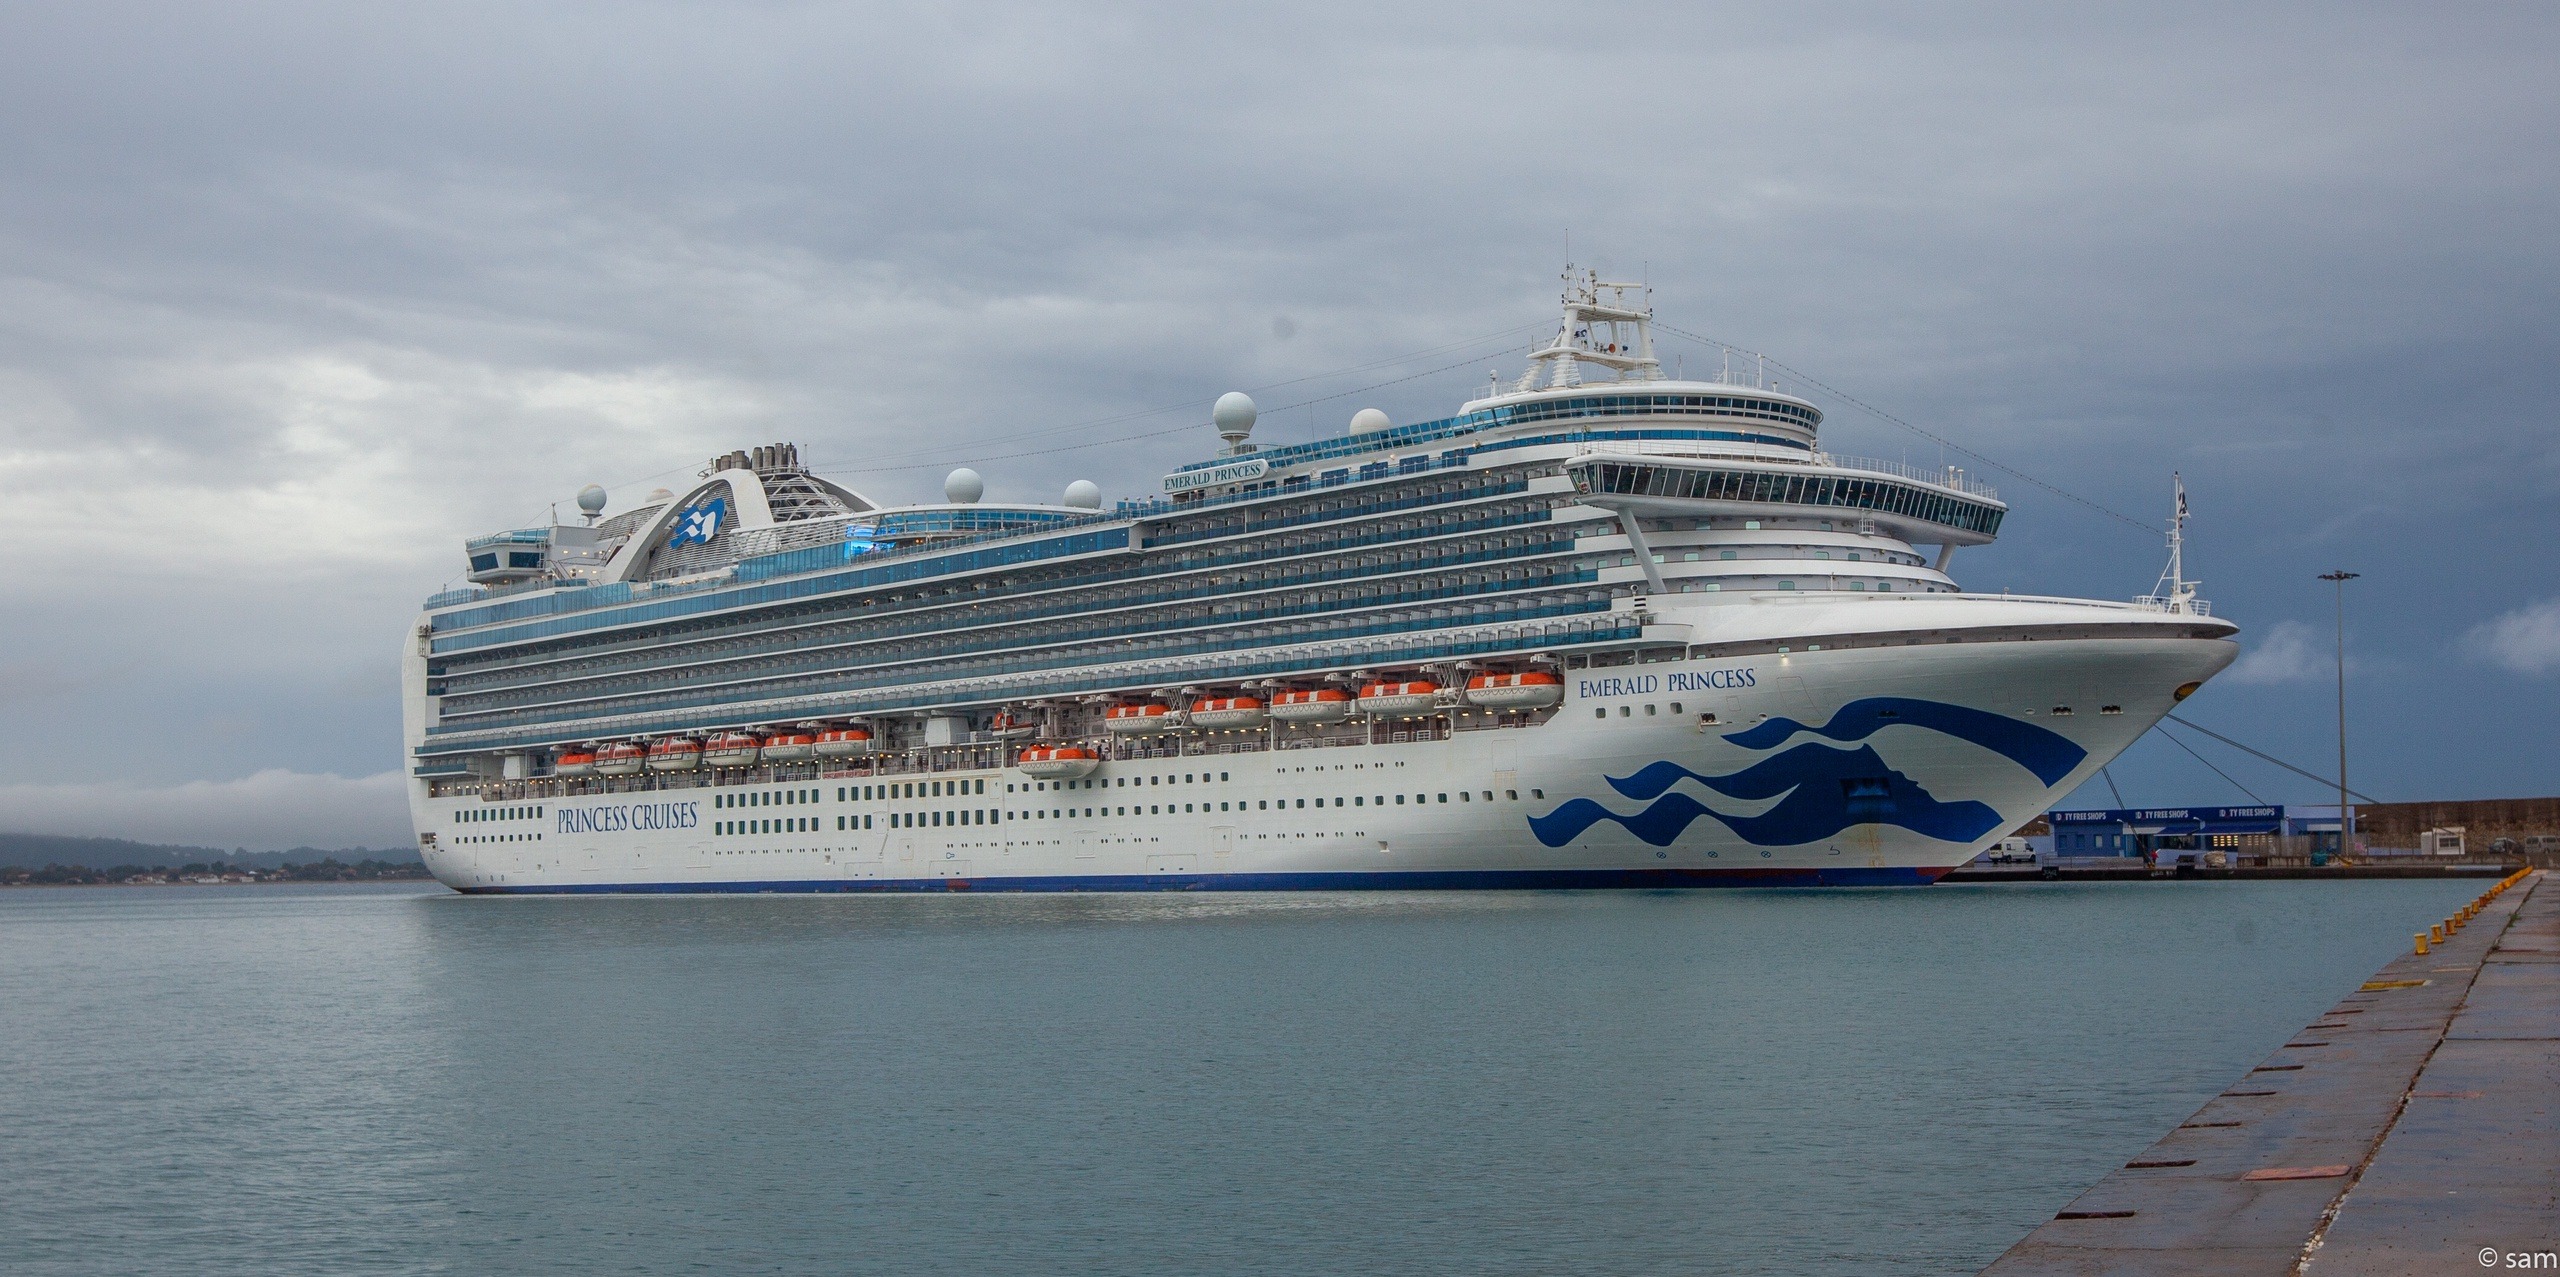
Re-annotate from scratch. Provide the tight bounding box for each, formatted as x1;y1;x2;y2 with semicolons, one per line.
1982;871;2554;1275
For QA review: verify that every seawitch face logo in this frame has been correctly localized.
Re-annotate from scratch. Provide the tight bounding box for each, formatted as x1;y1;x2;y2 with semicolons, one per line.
1528;697;2088;849
557;801;699;835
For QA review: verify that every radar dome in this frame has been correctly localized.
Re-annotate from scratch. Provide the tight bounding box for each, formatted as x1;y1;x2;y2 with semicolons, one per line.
1349;407;1391;434
944;468;985;504
575;484;608;515
1212;391;1257;440
1063;479;1102;509
645;487;674;504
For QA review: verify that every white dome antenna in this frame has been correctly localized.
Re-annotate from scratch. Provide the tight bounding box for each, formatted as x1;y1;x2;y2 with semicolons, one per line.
1063;479;1102;509
575;484;608;522
1212;391;1257;457
944;468;985;504
1349;407;1391;434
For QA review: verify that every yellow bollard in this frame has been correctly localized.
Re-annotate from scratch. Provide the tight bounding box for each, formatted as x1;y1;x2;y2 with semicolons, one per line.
2416;932;2430;955
2431;924;2446;944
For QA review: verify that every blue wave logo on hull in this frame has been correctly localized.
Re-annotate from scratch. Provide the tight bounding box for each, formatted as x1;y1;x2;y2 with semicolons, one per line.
1719;696;2085;786
1528;744;2002;848
1528;696;2083;850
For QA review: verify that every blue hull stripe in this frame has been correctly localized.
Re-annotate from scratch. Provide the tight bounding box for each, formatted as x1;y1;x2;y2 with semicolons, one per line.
455;865;1953;895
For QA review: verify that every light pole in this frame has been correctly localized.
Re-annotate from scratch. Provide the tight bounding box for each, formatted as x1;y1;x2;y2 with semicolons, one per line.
2318;570;2360;857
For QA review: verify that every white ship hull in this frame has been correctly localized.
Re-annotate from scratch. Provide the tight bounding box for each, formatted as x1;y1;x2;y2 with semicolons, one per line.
411;611;2234;894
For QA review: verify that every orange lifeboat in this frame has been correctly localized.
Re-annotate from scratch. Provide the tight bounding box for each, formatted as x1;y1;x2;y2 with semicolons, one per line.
552;746;598;778
813;725;874;758
702;732;763;768
594;740;647;776
1357;679;1442;717
1464;670;1565;709
646;736;704;772
1187;696;1267;729
1268;687;1353;724
1102;703;1183;734
1015;744;1101;780
761;730;817;763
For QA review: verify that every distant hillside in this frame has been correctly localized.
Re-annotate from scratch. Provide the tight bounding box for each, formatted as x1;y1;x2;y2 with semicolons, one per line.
0;832;423;872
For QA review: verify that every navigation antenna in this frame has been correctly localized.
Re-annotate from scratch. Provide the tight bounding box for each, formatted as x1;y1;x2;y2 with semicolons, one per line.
2139;473;2205;614
1512;264;1663;393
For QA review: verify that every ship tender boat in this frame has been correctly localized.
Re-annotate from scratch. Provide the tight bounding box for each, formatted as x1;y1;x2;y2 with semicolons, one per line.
405;271;2238;894
1015;744;1101;780
1187;696;1268;729
1102;703;1183;734
645;736;702;772
1269;688;1354;723
1464;671;1564;709
592;741;647;777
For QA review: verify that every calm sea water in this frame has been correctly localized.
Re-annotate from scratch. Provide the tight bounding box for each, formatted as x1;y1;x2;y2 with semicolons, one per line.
0;878;2479;1275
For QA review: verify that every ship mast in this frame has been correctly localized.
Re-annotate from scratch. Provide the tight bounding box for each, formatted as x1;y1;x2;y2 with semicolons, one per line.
2144;473;2202;614
1514;265;1663;392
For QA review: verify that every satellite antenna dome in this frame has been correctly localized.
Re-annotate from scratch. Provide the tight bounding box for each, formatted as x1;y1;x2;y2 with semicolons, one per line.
1063;479;1102;509
575;484;608;515
645;487;674;504
944;467;985;504
1212;391;1257;437
1349;407;1391;434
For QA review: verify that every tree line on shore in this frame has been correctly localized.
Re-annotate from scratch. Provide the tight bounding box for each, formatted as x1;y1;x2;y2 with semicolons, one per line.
2;858;433;886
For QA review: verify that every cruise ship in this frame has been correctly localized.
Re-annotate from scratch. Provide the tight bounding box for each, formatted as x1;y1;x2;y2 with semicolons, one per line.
404;273;2237;893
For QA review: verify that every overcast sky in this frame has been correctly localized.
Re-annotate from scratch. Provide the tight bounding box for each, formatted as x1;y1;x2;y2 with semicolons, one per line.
3;2;2554;850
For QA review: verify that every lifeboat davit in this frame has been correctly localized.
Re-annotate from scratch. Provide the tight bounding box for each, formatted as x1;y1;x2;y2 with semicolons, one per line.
760;731;817;763
1464;670;1565;709
1187;696;1267;729
1015;744;1101;780
1357;679;1442;717
552;747;597;778
702;732;763;768
1102;703;1183;734
1268;688;1353;724
646;736;704;772
813;726;874;758
594;740;647;776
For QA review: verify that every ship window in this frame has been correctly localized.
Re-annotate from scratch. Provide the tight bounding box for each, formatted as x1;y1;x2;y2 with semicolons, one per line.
1645;704;1657;716
975;779;986;794
1221;772;1230;781
1506;790;1518;800
1618;706;1631;718
1532;789;1544;799
1296;799;1306;808
1594;708;1606;719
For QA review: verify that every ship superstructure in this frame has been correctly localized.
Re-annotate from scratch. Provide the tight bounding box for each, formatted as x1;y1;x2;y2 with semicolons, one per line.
404;272;2237;892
